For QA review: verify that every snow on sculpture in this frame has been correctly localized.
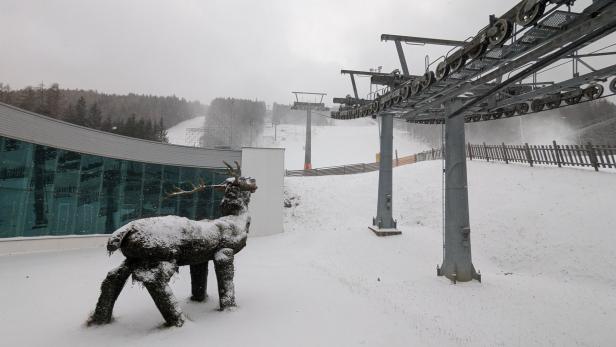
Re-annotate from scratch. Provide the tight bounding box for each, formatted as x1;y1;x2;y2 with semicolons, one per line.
87;162;256;327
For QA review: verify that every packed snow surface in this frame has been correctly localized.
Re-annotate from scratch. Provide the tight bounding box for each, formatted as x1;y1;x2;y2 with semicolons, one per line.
2;161;615;346
264;118;426;169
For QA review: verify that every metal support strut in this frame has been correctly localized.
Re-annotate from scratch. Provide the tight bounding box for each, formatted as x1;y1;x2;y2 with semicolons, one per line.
437;100;480;283
394;40;410;77
350;74;359;99
369;112;401;236
304;107;312;170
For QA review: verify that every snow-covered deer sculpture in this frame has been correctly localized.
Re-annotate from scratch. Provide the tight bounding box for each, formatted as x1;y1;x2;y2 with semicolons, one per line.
87;161;256;327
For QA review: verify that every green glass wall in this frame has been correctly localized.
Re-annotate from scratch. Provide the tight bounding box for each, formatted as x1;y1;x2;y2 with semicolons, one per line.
0;136;226;238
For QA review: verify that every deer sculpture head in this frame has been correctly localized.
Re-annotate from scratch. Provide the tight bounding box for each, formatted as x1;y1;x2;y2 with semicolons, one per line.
166;161;257;217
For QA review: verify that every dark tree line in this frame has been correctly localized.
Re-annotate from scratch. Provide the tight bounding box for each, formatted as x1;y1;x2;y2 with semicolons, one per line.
0;82;208;142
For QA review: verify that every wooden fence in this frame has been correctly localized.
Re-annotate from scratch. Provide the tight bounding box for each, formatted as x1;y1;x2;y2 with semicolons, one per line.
468;141;616;171
286;142;614;177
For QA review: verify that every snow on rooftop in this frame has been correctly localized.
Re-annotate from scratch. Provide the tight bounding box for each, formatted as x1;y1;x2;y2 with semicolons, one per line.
1;160;615;346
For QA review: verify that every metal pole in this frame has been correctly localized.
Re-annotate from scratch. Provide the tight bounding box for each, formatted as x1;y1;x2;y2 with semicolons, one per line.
304;107;312;170
394;40;410;77
350;74;359;100
370;112;400;236
438;99;480;283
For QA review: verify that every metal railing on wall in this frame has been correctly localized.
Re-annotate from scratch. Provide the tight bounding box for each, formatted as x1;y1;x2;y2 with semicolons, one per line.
285;141;615;177
285;149;441;177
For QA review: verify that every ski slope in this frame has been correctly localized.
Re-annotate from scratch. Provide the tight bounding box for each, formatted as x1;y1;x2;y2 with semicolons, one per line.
166;116;205;146
167;116;427;169
2;160;615;346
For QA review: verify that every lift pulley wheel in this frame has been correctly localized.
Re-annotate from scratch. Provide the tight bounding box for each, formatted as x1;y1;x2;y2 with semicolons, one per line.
467;40;487;60
401;85;411;100
584;84;604;100
411;79;423;96
516;102;530;115
435;61;450;81
564;95;582;105
531;99;545;112
545;97;561;109
392;95;401;105
448;53;467;73
516;0;546;27
610;78;616;94
488;19;513;47
421;71;436;89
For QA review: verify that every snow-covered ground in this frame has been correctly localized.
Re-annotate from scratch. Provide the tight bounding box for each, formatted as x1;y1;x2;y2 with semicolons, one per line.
2;161;615;346
167;116;426;169
262;118;426;169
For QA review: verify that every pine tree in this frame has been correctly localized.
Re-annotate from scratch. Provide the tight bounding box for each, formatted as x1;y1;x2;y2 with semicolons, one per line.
88;102;102;129
65;103;76;122
19;87;36;111
0;84;11;103
45;83;61;118
36;82;46;115
125;113;137;137
101;115;113;132
144;119;154;140
157;117;169;143
74;96;87;125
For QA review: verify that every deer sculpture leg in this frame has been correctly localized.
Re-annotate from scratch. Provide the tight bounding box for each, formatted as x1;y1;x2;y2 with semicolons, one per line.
189;262;208;302
88;259;133;325
214;248;236;310
133;261;184;327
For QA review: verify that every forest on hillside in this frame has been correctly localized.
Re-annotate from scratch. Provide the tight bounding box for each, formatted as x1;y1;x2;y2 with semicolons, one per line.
0;82;207;142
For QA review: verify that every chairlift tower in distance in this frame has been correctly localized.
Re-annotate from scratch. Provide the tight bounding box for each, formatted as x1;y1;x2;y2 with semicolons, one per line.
291;91;329;170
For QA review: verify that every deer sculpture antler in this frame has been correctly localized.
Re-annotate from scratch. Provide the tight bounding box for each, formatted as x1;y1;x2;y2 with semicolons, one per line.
164;178;226;200
223;160;257;193
165;162;256;200
223;160;241;182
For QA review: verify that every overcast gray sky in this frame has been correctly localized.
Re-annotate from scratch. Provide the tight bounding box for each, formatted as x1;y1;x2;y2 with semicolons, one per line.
0;0;602;106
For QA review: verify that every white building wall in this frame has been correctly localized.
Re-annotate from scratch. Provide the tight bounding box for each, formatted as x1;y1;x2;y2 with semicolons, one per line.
240;147;285;237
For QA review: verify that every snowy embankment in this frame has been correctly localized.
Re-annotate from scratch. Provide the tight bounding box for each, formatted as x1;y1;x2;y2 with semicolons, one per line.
1;161;615;346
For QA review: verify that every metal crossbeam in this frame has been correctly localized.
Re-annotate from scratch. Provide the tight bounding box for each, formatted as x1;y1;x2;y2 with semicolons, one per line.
341;69;392;76
381;34;466;47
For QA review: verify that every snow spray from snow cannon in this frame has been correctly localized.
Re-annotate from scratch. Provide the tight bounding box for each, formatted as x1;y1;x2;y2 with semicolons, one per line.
88;161;256;328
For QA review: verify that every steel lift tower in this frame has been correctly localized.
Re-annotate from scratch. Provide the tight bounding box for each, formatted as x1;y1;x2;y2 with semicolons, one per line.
291;92;329;170
331;0;616;283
